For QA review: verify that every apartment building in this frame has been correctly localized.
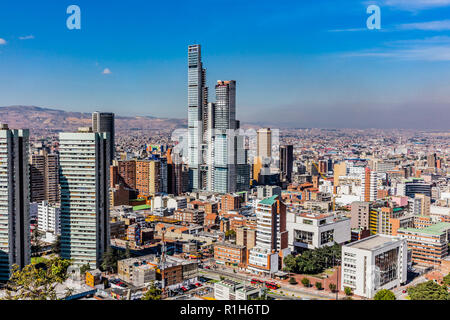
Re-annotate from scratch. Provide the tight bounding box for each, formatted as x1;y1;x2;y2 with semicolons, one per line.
214;242;247;267
174;208;205;225
397;222;450;266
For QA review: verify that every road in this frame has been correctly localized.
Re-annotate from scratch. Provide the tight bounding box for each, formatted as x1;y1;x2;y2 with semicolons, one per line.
198;268;329;300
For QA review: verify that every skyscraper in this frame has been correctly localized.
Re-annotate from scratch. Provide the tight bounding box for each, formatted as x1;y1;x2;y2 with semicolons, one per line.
187;45;207;191
0;124;31;281
280;145;293;183
92;112;115;164
59;127;110;267
30;150;59;204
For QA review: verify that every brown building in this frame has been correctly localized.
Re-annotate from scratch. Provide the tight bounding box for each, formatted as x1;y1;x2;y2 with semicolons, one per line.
118;160;137;190
135;160;160;196
30;151;59;203
174;208;205;225
220;194;241;214
350;201;370;230
236;227;256;250
214;242;247;267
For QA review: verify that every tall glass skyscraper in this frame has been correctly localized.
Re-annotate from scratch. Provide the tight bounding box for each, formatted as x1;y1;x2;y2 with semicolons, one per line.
188;45;207;191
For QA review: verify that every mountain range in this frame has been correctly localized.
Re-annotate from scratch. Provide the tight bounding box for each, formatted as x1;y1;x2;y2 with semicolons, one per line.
0;106;187;133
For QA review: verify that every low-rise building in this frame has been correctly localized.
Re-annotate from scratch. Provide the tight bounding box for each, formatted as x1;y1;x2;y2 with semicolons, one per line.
214;242;247;267
287;211;351;252
214;279;260;300
397;222;450;266
341;234;408;299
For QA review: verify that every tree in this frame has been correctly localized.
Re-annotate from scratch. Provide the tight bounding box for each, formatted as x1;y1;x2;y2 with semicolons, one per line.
289;277;297;285
31;228;43;255
124;243;132;259
52;235;61;254
79;264;91;277
141;282;162;300
315;282;322;290
407;281;450;300
1;257;72;300
283;255;297;273
329;283;337;293
374;289;396;300
443;273;450;287
101;247;123;273
301;277;310;287
344;287;352;296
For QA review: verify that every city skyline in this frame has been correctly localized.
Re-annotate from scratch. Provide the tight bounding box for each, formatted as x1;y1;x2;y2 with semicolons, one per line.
0;1;450;129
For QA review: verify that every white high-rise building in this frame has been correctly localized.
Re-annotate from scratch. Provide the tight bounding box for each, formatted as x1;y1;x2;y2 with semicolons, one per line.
37;201;61;242
0;124;31;281
59;128;110;268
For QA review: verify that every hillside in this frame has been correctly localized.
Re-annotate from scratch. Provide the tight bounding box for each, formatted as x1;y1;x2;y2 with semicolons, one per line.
0;106;187;133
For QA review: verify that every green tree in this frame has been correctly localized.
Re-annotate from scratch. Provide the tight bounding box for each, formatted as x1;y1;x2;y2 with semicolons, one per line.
124;243;132;259
315;282;322;290
301;277;310;287
283;255;297;273
329;283;337;292
443;273;450;287
31;228;43;255
407;281;450;300
374;289;396;300
1;257;72;300
101;247;119;273
79;263;91;277
52;235;61;254
141;282;162;300
344;287;352;296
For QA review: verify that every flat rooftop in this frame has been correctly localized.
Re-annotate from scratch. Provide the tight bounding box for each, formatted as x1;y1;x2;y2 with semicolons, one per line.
398;222;450;236
346;235;400;251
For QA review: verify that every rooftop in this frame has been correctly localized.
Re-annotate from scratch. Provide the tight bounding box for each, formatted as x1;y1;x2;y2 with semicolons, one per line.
346;234;402;251
259;195;278;206
398;222;450;236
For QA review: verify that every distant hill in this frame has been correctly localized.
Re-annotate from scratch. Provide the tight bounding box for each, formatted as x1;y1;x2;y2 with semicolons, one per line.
0;106;187;133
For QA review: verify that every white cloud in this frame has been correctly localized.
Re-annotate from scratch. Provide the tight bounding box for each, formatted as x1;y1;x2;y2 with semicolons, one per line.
0;38;6;45
102;68;112;75
381;0;450;10
342;36;450;61
397;20;450;31
19;35;35;40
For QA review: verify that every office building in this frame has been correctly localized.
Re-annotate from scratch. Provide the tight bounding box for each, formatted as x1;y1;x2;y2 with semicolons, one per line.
59;128;110;267
397;222;450;266
0;124;31;281
280;145;293;183
92;112;115;164
214;279;261;300
214;242;247;267
341;235;408;299
187;44;207;191
30;151;59;204
286;212;351;252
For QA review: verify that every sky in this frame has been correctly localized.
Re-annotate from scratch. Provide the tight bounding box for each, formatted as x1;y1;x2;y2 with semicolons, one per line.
0;0;450;129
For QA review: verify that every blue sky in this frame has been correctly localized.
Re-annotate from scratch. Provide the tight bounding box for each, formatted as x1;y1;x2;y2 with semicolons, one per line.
1;0;450;129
